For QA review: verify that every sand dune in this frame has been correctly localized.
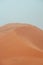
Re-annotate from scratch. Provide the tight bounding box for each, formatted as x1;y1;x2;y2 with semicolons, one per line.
0;23;43;65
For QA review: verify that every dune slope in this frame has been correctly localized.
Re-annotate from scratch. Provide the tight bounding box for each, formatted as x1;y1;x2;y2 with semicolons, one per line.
15;25;43;50
0;23;43;65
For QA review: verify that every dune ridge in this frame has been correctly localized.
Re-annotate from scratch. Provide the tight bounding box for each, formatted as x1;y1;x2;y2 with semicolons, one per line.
0;23;42;31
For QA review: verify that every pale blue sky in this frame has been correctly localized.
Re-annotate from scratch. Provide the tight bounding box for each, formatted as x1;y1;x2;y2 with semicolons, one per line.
0;0;43;29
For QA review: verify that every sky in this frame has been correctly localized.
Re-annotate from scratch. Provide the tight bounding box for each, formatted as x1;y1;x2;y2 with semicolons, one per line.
0;0;43;29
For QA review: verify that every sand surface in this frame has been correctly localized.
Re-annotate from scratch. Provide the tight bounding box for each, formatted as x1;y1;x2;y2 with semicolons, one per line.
0;23;43;65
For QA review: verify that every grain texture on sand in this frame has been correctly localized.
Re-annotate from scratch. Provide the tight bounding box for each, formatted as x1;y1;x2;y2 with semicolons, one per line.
0;23;43;65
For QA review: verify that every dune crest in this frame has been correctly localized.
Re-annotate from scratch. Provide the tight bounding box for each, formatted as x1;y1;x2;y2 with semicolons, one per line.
0;23;43;65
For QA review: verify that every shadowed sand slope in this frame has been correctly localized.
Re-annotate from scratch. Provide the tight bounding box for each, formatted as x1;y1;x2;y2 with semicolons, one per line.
0;23;43;65
15;25;43;50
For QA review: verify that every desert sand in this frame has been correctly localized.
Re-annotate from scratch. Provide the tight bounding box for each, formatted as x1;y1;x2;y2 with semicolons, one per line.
0;23;43;65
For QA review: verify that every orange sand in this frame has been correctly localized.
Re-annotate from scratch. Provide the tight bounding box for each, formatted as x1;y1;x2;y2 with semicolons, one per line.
0;23;43;65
